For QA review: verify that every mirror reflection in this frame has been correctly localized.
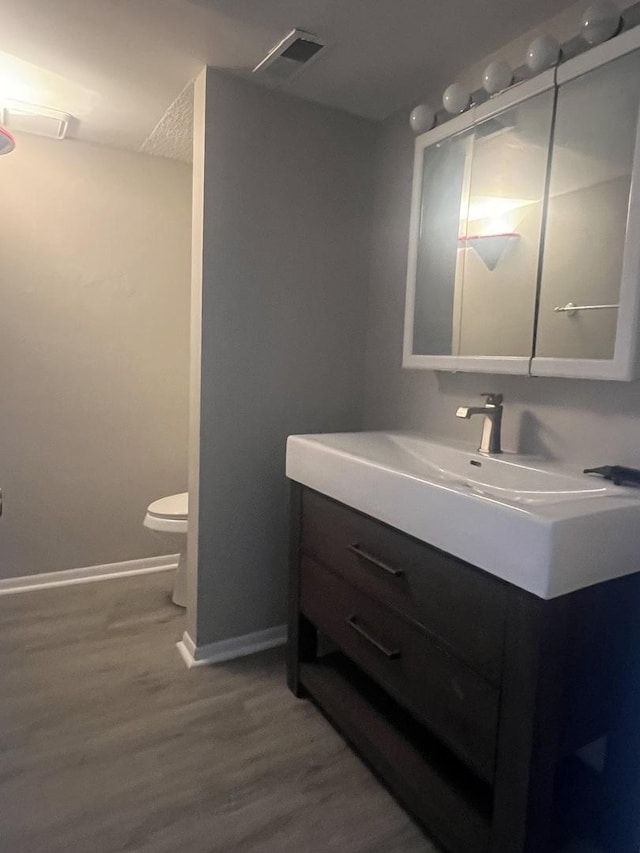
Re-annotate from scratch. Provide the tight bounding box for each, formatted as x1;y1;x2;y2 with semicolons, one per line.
535;49;640;360
412;91;554;359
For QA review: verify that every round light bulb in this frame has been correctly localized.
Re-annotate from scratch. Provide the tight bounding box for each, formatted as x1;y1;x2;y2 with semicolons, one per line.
526;35;561;74
409;104;436;135
442;83;471;115
581;1;621;45
482;60;513;95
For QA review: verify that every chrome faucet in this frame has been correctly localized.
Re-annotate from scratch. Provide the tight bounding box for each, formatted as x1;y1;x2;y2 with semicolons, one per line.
456;393;504;455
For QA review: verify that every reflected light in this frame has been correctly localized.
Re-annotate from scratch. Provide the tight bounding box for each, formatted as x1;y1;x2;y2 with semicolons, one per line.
460;195;537;238
482;216;512;236
465;195;536;222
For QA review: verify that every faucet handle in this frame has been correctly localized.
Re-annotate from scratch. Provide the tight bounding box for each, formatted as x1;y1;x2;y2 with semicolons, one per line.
481;392;503;406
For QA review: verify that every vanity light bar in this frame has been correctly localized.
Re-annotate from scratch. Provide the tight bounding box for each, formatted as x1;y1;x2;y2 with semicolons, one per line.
412;0;640;135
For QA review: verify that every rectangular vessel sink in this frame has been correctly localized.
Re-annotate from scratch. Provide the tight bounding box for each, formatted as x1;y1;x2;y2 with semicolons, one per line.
286;431;640;598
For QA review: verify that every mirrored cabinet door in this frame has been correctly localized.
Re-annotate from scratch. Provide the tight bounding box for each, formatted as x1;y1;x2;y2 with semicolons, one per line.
405;28;640;380
532;36;640;380
458;90;554;358
411;125;475;357
404;78;555;373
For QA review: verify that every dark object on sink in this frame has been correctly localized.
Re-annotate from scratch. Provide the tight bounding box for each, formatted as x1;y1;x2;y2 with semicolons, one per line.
583;465;640;487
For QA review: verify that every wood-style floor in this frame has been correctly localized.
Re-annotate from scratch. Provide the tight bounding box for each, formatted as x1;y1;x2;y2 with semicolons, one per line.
0;572;434;853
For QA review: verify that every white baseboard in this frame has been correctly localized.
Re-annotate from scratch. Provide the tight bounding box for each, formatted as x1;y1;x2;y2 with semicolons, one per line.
0;554;179;596
177;624;287;669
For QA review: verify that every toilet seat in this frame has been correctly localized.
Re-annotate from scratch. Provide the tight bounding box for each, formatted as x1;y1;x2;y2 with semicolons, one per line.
144;492;188;534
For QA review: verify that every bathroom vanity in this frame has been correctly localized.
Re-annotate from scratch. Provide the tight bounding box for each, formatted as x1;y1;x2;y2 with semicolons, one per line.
286;431;640;853
287;23;640;849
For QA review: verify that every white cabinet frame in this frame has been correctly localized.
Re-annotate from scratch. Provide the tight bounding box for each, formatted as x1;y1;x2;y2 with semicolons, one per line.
405;25;640;380
531;26;640;381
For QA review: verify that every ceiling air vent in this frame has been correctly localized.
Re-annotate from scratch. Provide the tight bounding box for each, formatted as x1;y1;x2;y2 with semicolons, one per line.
253;29;324;83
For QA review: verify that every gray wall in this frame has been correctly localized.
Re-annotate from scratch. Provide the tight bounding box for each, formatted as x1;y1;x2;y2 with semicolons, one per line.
188;70;374;648
0;134;191;578
363;78;640;470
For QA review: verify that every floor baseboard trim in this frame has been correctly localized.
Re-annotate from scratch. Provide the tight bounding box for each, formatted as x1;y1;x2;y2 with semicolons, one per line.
0;554;180;597
177;625;287;669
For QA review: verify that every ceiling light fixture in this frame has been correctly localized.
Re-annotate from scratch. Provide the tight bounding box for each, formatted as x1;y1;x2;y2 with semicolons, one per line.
0;126;15;154
1;101;71;140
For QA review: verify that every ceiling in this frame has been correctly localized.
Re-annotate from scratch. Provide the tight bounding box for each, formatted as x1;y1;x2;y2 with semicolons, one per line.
0;0;581;158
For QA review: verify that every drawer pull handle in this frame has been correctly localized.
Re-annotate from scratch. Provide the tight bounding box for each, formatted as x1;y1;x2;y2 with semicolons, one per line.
348;543;403;578
346;615;401;659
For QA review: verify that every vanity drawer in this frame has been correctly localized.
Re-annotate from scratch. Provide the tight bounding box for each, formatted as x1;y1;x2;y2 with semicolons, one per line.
301;489;506;683
299;555;499;782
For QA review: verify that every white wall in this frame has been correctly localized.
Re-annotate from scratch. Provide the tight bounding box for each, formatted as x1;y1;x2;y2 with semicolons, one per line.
363;2;640;468
0;134;191;578
187;70;374;648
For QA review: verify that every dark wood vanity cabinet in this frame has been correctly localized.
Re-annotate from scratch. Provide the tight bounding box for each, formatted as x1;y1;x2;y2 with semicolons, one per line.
288;484;640;853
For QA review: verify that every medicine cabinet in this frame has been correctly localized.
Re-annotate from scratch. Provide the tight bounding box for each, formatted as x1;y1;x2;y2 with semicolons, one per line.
404;27;640;380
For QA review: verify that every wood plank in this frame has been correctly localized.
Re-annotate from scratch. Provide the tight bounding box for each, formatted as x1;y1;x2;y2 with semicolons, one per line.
0;572;434;853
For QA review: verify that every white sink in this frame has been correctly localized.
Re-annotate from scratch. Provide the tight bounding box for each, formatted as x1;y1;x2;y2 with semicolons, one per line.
383;433;621;504
286;431;640;598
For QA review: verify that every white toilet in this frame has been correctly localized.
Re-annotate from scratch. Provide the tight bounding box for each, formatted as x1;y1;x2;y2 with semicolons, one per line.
144;492;188;607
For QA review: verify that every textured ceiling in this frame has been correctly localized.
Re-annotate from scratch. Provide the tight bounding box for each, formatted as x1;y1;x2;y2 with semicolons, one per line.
140;83;194;164
0;0;593;160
